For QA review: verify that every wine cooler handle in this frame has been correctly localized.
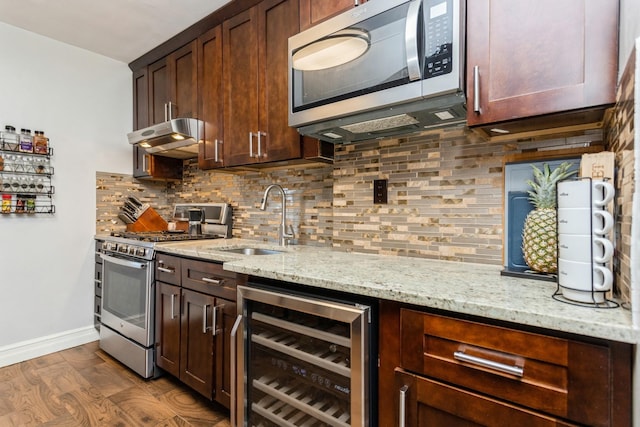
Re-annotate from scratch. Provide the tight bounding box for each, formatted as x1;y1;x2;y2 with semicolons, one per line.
230;315;243;427
399;385;409;427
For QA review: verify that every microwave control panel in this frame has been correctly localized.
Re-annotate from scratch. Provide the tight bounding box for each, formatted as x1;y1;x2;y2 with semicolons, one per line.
424;0;453;78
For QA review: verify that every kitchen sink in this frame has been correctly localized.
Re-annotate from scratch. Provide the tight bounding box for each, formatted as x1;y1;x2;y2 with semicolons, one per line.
220;247;284;255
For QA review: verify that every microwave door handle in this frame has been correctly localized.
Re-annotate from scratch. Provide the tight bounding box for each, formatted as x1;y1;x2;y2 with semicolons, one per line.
405;0;422;81
100;253;147;270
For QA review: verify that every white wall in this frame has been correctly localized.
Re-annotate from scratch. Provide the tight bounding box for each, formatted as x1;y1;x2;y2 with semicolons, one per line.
0;22;131;364
620;0;640;80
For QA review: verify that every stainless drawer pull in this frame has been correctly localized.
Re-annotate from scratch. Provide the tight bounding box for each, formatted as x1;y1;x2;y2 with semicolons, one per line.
473;65;481;113
399;385;409;427
170;294;177;320
157;267;175;273
203;304;210;334
202;277;222;285
454;351;524;377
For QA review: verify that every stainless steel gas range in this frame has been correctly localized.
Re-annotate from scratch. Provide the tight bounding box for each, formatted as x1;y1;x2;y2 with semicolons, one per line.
97;203;232;378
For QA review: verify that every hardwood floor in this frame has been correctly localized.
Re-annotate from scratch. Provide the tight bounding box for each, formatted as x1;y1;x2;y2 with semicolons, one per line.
0;341;230;426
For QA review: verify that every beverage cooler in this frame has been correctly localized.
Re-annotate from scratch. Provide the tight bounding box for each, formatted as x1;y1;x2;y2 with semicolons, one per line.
233;280;377;427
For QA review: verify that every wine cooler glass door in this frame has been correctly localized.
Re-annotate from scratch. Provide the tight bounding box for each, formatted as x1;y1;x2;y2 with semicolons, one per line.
237;285;371;427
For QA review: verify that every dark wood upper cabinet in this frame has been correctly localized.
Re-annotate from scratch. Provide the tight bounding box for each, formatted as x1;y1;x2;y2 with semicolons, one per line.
198;26;225;169
299;0;366;31
149;41;198;124
132;46;187;181
132;68;149;130
222;0;301;167
466;0;618;133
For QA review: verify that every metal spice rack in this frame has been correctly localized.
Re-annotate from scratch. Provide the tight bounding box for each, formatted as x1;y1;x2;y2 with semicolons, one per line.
0;140;55;215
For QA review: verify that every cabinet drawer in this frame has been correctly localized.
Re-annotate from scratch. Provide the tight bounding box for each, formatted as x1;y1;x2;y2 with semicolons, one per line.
395;369;578;426
400;310;612;426
181;258;237;300
156;254;182;285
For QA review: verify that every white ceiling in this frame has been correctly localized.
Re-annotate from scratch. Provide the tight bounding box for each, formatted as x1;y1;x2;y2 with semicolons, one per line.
0;0;231;63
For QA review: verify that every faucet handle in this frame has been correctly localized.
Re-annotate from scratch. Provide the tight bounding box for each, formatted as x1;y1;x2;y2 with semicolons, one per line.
283;224;295;246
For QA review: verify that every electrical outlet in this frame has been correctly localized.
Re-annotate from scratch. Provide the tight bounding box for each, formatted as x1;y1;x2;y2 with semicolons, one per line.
373;179;388;204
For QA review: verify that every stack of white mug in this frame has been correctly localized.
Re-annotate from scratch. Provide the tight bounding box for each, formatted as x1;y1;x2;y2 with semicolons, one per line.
557;178;615;304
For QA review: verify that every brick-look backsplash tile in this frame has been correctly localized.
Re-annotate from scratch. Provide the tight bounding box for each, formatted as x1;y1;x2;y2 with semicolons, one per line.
98;114;616;270
605;48;636;304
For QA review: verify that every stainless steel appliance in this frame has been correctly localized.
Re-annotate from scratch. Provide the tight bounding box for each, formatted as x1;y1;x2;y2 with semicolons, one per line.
127;117;203;159
233;280;377;426
99;236;157;378
288;0;466;143
98;203;232;378
173;202;233;238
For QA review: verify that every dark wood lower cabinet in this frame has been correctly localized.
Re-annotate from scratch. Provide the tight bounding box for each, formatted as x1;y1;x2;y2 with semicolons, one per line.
156;282;181;378
379;301;632;427
180;288;215;399
395;369;577;427
155;256;240;408
215;299;236;408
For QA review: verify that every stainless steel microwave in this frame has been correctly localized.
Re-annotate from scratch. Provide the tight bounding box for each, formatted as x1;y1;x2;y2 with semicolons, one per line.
288;0;466;143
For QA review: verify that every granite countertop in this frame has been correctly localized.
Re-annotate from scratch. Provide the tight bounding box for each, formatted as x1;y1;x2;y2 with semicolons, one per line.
154;238;638;344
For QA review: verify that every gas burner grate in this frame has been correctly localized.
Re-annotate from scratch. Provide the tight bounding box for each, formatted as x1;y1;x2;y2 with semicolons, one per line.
110;231;221;242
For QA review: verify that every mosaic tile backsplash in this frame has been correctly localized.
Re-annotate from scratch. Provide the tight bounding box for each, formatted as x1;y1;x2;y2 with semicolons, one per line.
97;125;607;268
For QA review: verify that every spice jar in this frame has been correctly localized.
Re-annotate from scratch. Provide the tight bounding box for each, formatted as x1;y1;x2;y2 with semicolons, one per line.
25;195;36;213
2;126;19;150
2;194;12;213
33;131;49;155
19;129;33;153
15;194;25;213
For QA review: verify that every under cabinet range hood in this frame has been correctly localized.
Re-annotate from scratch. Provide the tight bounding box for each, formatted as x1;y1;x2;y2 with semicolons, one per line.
127;118;203;159
288;0;466;144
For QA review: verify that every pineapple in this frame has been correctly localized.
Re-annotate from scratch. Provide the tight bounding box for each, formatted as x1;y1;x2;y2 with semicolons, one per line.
521;162;576;273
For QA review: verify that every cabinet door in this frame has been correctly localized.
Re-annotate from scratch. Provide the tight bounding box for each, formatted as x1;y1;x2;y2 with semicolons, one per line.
156;282;181;377
148;42;198;124
170;41;198;120
180;289;215;399
214;299;236;408
132;68;149;131
223;7;260;166
466;0;618;127
148;58;170;125
395;370;577;427
132;145;182;180
258;0;301;163
299;0;366;31
198;26;225;169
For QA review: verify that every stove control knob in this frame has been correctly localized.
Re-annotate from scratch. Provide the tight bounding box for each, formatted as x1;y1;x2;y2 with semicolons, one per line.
129;246;137;255
136;248;147;257
119;245;128;253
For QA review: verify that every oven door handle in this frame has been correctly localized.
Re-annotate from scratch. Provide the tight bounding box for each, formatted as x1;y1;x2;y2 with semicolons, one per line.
100;253;147;270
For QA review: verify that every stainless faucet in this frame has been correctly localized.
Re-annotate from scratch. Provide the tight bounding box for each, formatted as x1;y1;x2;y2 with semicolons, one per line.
260;184;294;246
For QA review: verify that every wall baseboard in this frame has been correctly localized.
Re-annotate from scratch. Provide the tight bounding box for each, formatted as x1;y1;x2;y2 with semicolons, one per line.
0;326;100;368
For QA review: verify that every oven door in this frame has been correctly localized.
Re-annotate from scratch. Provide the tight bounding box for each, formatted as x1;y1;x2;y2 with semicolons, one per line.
100;253;154;347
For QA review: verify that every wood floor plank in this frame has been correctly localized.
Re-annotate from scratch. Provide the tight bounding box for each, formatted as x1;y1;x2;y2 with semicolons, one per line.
159;386;226;425
36;360;93;395
58;385;131;426
108;385;178;425
0;341;230;426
